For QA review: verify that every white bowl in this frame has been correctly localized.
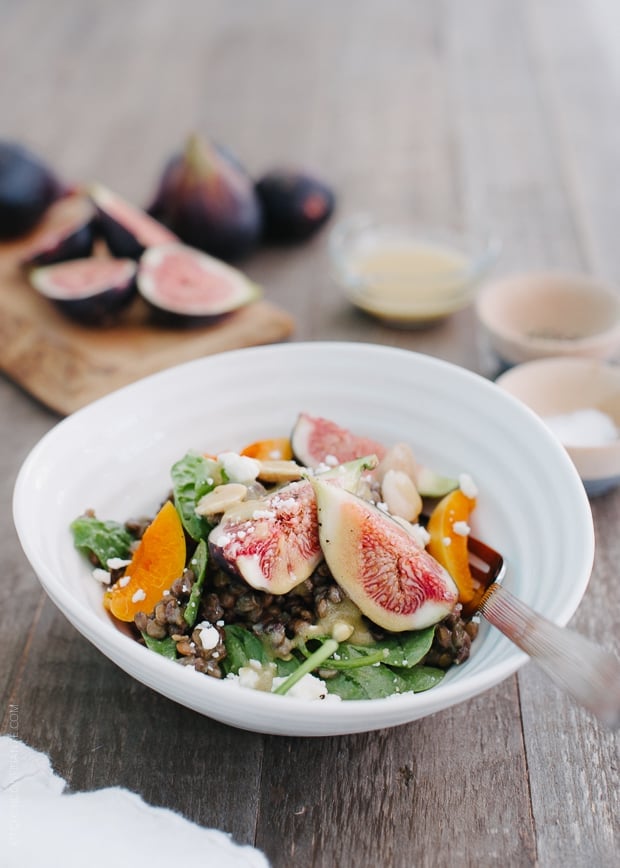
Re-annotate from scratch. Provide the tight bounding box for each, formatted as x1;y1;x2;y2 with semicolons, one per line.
12;342;594;736
476;271;620;368
496;357;620;496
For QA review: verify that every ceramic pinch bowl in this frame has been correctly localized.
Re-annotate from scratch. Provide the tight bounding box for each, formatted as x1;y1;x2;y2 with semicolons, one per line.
329;213;499;327
496;357;620;496
475;271;620;372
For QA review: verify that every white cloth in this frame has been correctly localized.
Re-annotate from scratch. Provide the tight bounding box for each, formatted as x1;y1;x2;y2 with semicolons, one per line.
0;736;269;868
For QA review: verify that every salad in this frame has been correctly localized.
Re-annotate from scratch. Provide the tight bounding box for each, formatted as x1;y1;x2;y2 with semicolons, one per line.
71;413;485;702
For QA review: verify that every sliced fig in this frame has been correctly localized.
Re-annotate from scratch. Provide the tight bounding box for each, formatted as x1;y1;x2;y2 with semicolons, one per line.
291;412;387;468
20;193;96;267
90;183;177;259
30;257;137;325
0;141;65;239
310;477;458;632
137;242;261;327
208;479;321;594
255;169;335;243
148;133;263;262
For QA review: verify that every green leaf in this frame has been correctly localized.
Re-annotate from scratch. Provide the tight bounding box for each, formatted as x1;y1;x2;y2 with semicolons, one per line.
184;540;208;629
141;633;177;660
171;453;221;541
70;516;133;567
371;627;436;668
221;625;268;676
325;660;445;700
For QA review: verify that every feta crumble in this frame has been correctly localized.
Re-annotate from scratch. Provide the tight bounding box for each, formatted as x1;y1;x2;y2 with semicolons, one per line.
452;520;470;537
459;473;478;499
92;568;111;585
131;588;146;603
217;452;260;483
195;621;220;650
106;557;131;570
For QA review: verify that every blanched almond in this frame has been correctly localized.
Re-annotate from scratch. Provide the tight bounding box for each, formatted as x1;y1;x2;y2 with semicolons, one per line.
375;442;418;485
195;483;248;516
381;469;422;522
257;459;304;483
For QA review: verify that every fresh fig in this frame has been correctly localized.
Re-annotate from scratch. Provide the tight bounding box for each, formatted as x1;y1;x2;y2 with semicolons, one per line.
147;133;263;262
310;476;458;632
0;141;65;239
255;169;335;243
137;242;261;327
291;412;387;468
90;183;177;259
208;479;322;594
20;193;97;267
30;257;137;325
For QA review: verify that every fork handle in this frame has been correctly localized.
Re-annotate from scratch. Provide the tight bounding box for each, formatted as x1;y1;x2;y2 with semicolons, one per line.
479;583;620;729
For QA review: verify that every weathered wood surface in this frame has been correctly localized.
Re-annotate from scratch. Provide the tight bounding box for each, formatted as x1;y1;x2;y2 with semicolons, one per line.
1;1;618;866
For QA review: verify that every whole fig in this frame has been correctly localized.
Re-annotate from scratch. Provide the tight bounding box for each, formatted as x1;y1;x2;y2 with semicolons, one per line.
148;133;262;262
0;141;65;239
255;169;335;243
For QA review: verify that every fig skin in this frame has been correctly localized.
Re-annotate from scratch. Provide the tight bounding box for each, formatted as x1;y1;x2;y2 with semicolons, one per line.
147;133;263;263
255;169;335;243
0;141;65;239
90;183;178;260
30;257;137;326
20;193;97;268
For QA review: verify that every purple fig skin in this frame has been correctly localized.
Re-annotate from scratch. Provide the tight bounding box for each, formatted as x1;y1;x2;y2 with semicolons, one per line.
90;184;178;260
21;196;97;268
255;169;336;243
147;133;263;262
30;258;137;326
0;141;65;239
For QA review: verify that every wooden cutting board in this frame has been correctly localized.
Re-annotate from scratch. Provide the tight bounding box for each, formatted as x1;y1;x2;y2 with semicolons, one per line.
0;229;295;416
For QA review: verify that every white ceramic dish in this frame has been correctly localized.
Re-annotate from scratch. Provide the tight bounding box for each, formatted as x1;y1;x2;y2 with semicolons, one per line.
476;271;620;368
13;342;594;736
497;357;620;496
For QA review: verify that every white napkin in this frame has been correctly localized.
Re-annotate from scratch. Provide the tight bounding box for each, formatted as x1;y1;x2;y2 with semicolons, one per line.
0;736;269;868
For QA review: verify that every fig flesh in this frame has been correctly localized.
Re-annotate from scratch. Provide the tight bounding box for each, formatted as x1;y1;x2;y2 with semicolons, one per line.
311;477;458;632
291;412;387;468
255;169;335;242
137;242;261;327
30;257;137;325
20;193;96;267
208;480;321;594
90;183;177;259
147;133;263;262
0;141;64;239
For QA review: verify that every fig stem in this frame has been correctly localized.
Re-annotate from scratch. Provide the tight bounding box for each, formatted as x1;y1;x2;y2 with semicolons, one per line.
184;132;215;180
273;639;339;696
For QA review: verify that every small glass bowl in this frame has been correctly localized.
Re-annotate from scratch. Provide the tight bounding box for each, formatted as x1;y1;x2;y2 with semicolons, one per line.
329;214;500;327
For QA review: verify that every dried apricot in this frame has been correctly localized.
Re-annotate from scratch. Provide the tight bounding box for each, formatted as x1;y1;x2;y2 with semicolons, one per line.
426;489;478;607
240;437;293;461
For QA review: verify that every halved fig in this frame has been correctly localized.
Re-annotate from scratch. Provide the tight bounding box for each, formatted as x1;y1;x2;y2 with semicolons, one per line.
90;183;177;259
30;257;137;325
291;412;387;467
208;479;321;594
20;193;96;267
311;477;458;632
137;242;261;327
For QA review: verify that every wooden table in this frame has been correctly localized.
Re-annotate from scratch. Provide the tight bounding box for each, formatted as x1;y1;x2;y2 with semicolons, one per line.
1;2;618;865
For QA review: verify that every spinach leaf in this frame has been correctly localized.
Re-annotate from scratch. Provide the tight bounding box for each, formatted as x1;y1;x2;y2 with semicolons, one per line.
184;539;208;629
70;515;133;567
221;624;269;675
369;627;435;668
141;633;177;660
326;660;445;700
171;452;221;541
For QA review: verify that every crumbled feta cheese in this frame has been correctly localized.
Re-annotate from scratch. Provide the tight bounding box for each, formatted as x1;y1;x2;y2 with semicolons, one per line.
92;568;111;585
217;452;260;483
252;509;276;520
442;536;452;546
452;520;470;537
409;523;431;549
324;454;339;467
106;557;131;570
271;673;333;701
195;620;220;650
459;473;478;499
131;588;146;603
118;575;131;588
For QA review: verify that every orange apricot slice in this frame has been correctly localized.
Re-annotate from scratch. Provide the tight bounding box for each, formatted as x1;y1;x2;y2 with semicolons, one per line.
426;489;478;607
104;500;186;622
240;437;293;461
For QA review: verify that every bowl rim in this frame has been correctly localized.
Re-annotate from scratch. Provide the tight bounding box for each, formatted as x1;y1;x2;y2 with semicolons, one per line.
12;341;595;735
475;270;620;353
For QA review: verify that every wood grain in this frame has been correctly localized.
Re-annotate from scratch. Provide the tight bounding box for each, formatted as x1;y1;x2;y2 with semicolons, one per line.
1;2;619;866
